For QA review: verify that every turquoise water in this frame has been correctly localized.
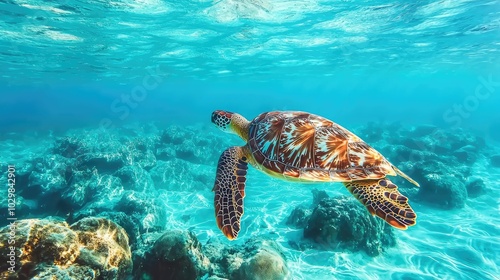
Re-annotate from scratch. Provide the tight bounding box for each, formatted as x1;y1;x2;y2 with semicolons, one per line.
1;0;500;279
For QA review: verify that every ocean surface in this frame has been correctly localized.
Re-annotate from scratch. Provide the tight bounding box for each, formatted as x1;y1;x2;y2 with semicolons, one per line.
1;0;500;279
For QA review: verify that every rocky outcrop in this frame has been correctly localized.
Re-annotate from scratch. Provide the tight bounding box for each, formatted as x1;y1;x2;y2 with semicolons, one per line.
0;217;132;279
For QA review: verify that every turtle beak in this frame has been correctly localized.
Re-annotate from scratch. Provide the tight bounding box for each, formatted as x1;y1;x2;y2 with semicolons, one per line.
211;111;219;124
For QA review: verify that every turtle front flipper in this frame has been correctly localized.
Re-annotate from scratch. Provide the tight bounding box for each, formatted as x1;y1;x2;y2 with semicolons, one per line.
344;178;417;230
213;146;249;240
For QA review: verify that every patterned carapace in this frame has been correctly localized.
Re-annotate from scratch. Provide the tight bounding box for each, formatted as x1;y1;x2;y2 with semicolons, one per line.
247;111;395;181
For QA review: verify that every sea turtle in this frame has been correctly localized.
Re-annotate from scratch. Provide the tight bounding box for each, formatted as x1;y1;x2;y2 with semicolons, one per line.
211;110;419;240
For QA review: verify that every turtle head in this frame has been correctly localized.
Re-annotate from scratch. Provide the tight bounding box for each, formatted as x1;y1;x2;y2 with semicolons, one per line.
212;110;234;132
211;110;250;140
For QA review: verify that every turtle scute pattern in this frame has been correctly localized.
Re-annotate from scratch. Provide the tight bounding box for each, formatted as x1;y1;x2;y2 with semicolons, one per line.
248;112;395;181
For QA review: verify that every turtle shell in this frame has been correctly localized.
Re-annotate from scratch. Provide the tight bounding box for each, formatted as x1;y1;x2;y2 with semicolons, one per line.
247;111;396;181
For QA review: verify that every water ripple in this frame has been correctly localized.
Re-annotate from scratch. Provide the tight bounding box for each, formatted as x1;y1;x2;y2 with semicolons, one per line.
0;0;498;82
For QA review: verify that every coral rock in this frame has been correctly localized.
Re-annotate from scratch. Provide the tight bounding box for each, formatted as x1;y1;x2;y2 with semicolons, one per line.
417;173;467;209
114;165;154;191
77;154;124;173
286;206;311;228
303;196;396;256
411;159;470;209
0;217;132;280
453;145;478;164
411;125;438;137
233;239;289;280
466;178;487;198
150;159;211;191
143;230;210;280
490;154;500;168
70;217;132;279
53;137;86;158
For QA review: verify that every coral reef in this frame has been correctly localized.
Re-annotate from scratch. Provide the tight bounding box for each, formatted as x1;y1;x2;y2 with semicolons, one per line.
466;178;487;198
71;217;133;279
302;195;395;256
135;231;289;280
356;123;489;209
411;161;468;209
286;189;396;256
0;121;496;278
149;159;212;191
140;230;210;280
286;205;311;228
232;238;289;280
114;165;154;191
204;237;289;280
0;217;131;279
286;189;327;228
490;154;500;168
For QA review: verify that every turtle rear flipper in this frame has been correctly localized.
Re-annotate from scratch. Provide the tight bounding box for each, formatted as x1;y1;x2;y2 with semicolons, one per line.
344;178;417;229
213;146;248;240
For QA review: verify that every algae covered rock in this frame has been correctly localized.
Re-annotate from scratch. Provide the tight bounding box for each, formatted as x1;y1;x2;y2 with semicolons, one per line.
115;190;168;233
62;172;126;212
160;125;192;145
142;230;210;280
200;237;290;280
122;138;157;169
410;124;438;137
114;165;154;191
149;159;212;191
453;145;478;164
26;155;71;199
77;153;125;173
59;133;126;174
83;211;140;245
426;127;486;152
466;178;487;198
0;219;80;274
0;217;132;279
53;136;88;158
286;205;311;228
285;190;396;256
232;238;289;280
286;189;327;228
412;161;468;209
237;250;286;280
490;154;500;168
56;130;159;173
31;264;96;279
70;217;133;279
303;196;396;256
157;124;228;164
416;173;467;209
